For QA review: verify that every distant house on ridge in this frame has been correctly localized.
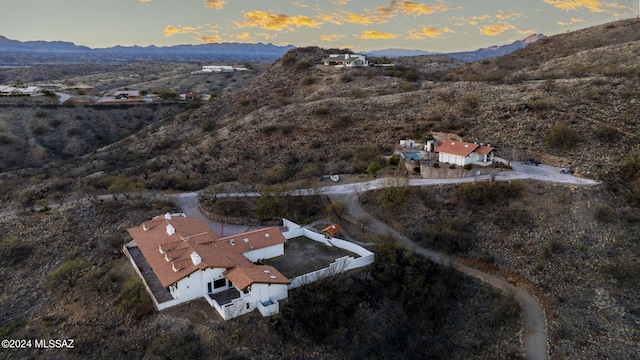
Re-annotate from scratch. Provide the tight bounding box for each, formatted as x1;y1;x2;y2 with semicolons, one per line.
322;54;369;67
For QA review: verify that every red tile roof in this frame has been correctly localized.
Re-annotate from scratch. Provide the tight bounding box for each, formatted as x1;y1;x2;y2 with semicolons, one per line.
321;224;342;235
435;140;495;157
224;265;290;291
127;214;288;288
474;145;495;155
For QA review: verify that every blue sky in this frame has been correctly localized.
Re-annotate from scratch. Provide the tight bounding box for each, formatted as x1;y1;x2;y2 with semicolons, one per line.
0;1;636;51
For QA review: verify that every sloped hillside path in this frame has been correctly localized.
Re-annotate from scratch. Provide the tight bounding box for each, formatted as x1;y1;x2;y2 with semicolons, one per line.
328;191;548;360
176;162;598;360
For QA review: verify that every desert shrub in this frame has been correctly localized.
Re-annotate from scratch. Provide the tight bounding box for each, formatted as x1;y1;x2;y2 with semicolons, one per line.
539;239;562;259
212;199;249;217
452;181;524;209
330;114;352;128
261;165;289;184
594;127;620;142
326;200;348;219
281;52;297;66
545;123;582;149
375;178;415;210
527;97;550;110
48;258;91;289
348;87;365;98
463;164;473;170
601;256;640;289
31;124;48;136
0;237;33;267
117;277;155;321
301;75;316;85
433;163;440;168
312;106;330;115
594;203;617;223
387;153;400;166
449;164;456;169
296;60;311;71
421;216;473;253
144;331;202;360
339;73;353;83
366;162;382;176
402;67;421;82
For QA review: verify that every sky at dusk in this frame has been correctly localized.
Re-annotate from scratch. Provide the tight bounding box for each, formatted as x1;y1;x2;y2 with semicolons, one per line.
1;0;637;52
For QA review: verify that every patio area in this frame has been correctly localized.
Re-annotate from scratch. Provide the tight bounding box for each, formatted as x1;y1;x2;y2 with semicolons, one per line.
263;236;358;278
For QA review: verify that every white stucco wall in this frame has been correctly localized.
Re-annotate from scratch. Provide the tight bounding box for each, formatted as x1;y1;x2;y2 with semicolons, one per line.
243;243;285;262
438;152;468;167
175;272;204;303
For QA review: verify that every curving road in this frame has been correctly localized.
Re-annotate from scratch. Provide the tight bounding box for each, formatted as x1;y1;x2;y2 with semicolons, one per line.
179;162;598;360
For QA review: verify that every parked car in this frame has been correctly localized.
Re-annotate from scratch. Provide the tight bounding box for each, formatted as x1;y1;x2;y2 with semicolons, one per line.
560;166;571;174
525;158;540;166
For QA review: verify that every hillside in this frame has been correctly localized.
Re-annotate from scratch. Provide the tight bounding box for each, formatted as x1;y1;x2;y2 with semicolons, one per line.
0;18;639;359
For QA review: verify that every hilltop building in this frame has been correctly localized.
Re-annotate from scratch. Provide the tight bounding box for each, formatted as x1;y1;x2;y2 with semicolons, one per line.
322;54;368;67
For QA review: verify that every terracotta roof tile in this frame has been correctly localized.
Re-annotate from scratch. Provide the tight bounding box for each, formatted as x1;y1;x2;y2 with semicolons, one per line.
321;224;342;235
224;265;290;290
434;140;479;157
127;215;289;289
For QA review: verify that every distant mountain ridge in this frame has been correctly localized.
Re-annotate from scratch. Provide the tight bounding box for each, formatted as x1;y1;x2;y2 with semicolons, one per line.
365;34;546;62
0;36;295;64
0;34;544;65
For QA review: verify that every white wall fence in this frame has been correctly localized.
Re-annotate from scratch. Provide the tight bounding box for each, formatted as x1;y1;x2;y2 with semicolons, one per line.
282;218;375;290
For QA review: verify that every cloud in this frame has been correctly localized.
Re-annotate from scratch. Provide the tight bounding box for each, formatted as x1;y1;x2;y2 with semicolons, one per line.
139;0;152;2
543;0;607;13
359;30;399;40
291;1;309;8
236;11;322;31
329;0;352;4
236;32;253;41
319;11;389;25
495;10;525;20
480;22;516;36
320;34;345;42
557;17;586;25
459;14;492;25
407;26;454;39
203;0;225;10
199;35;222;43
401;0;451;16
164;25;202;37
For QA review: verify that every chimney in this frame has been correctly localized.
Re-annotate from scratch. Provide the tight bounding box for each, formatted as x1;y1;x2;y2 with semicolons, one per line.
165;212;171;220
166;224;175;236
190;252;201;266
345;53;349;59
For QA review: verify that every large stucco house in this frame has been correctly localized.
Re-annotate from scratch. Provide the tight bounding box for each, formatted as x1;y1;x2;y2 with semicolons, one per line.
322;53;369;67
124;213;290;320
435;140;495;167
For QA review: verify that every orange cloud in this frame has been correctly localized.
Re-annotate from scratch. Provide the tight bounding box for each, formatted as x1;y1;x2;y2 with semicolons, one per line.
407;26;454;39
401;0;450;15
558;17;586;25
236;32;253;41
360;31;399;40
480;22;516;36
164;25;202;37
543;0;606;13
495;10;525;20
320;34;345;41
204;0;225;10
139;0;152;3
319;11;388;25
236;11;322;31
199;35;222;43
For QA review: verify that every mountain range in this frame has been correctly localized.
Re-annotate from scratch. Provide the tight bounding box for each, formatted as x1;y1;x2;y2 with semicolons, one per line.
365;33;546;61
0;34;544;65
